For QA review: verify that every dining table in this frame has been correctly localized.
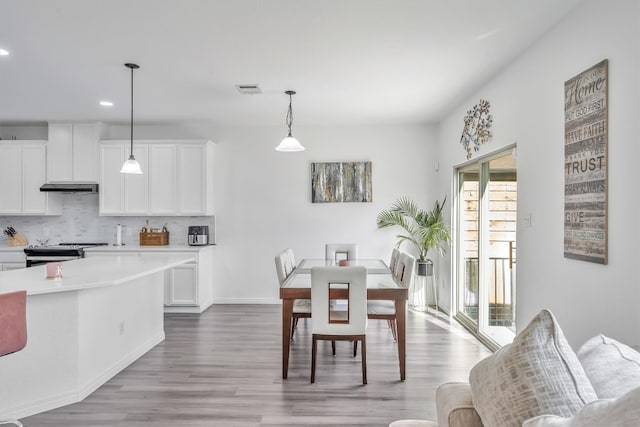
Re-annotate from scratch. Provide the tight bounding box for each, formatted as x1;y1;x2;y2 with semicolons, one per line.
279;258;408;381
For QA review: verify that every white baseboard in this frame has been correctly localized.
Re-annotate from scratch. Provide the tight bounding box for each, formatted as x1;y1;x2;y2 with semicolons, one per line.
3;390;78;422
212;298;281;304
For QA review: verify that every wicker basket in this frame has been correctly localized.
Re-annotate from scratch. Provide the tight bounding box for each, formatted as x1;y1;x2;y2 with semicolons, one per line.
139;231;169;246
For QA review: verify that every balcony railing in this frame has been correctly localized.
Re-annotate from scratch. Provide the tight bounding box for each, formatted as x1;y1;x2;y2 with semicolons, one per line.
464;257;515;328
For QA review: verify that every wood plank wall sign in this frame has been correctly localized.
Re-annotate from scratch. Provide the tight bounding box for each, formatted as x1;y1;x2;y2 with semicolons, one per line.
311;161;372;203
564;59;608;264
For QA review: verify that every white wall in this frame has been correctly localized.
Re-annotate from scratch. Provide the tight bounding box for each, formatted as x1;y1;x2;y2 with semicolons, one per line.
107;123;437;303
435;0;640;347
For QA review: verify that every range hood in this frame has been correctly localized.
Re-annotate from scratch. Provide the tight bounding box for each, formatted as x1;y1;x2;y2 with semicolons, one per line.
40;182;99;193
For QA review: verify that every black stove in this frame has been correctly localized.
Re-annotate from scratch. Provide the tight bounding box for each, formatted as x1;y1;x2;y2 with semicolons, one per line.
24;243;109;267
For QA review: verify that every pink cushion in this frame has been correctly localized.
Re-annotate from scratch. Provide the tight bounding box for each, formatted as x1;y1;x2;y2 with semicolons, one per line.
0;290;27;356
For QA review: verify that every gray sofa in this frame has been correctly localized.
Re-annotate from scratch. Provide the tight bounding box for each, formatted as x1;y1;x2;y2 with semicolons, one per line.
390;310;640;427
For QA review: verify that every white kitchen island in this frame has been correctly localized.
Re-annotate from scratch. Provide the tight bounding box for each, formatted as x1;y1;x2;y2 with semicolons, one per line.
0;254;195;420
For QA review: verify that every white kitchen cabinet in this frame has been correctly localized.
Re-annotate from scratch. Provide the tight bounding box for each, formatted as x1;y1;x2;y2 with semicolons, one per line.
124;145;149;214
149;144;176;214
99;140;214;216
99;143;126;214
84;245;214;313
0;251;26;271
22;144;50;214
178;143;214;215
0;141;62;215
165;263;197;305
99;143;149;215
0;144;22;213
48;122;100;182
1;262;26;271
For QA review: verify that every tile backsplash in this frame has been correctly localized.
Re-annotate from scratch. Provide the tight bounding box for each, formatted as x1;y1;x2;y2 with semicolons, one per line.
0;194;215;247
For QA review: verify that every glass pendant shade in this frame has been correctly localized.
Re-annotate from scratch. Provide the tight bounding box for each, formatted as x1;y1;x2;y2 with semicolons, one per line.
120;155;143;174
276;134;305;152
276;90;305;152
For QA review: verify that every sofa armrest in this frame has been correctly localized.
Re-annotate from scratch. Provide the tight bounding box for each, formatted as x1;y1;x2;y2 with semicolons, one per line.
436;382;484;427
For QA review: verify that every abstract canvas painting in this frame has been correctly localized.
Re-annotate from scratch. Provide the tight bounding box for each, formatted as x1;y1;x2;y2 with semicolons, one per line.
311;161;372;203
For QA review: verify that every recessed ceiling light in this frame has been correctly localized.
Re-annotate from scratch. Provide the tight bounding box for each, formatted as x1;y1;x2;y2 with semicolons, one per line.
474;28;501;41
99;100;114;107
0;49;9;56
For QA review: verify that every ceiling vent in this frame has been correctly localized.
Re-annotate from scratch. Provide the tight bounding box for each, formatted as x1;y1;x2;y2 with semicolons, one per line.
235;84;262;95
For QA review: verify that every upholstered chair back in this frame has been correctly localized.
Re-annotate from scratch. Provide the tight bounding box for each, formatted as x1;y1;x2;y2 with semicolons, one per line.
275;250;295;285
397;252;416;288
0;290;27;357
389;248;400;273
311;266;367;336
325;243;358;261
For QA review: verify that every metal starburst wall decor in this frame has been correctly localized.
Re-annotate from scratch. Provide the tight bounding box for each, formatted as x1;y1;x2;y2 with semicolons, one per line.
459;99;493;160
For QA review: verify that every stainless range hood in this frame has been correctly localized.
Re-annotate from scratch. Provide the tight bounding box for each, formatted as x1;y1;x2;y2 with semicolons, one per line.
40;182;99;193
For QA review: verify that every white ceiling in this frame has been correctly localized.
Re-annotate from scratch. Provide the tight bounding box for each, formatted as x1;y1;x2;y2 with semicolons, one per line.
0;0;582;126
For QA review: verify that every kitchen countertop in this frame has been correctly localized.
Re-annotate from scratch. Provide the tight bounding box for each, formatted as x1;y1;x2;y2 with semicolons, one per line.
0;254;195;295
0;245;29;253
84;244;215;253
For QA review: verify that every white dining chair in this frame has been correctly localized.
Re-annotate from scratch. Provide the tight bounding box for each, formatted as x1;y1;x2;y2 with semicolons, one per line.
367;251;415;342
275;248;310;339
310;266;368;384
389;247;400;273
325;243;358;261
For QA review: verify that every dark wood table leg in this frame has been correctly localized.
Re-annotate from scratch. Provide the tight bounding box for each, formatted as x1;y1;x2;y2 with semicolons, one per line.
395;299;406;381
282;299;293;379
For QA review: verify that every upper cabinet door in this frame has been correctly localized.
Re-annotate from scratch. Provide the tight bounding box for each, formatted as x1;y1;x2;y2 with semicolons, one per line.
178;144;208;215
22;144;48;214
47;123;73;182
100;143;126;214
48;122;99;182
72;123;99;182
0;144;23;214
149;144;177;214
124;144;149;214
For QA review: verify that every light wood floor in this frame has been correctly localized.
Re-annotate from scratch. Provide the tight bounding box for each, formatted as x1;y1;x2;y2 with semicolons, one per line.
23;305;491;427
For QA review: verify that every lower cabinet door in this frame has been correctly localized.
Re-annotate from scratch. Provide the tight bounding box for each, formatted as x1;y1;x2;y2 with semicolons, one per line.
166;263;198;305
1;262;26;271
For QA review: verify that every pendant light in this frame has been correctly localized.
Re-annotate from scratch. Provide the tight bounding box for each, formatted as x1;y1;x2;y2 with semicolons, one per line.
275;90;305;152
120;63;143;174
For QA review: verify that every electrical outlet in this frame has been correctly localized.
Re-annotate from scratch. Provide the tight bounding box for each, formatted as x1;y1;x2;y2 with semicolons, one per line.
126;226;132;236
523;212;532;228
119;322;125;336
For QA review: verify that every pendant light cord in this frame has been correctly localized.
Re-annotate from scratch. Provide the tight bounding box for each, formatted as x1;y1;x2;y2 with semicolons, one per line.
286;93;293;137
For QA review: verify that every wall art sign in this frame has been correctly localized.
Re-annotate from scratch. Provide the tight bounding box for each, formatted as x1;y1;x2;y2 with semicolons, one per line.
460;99;493;160
311;161;372;203
564;59;608;264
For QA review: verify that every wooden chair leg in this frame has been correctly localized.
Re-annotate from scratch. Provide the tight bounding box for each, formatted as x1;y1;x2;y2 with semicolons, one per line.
331;340;336;356
361;337;367;385
353;340;357;357
290;317;296;340
390;319;398;342
311;335;317;383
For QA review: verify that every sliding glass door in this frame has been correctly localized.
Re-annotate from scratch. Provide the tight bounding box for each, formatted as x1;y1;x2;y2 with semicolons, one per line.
456;148;517;347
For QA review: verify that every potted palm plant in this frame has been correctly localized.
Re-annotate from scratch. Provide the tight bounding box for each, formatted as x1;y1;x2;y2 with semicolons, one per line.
376;196;451;276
